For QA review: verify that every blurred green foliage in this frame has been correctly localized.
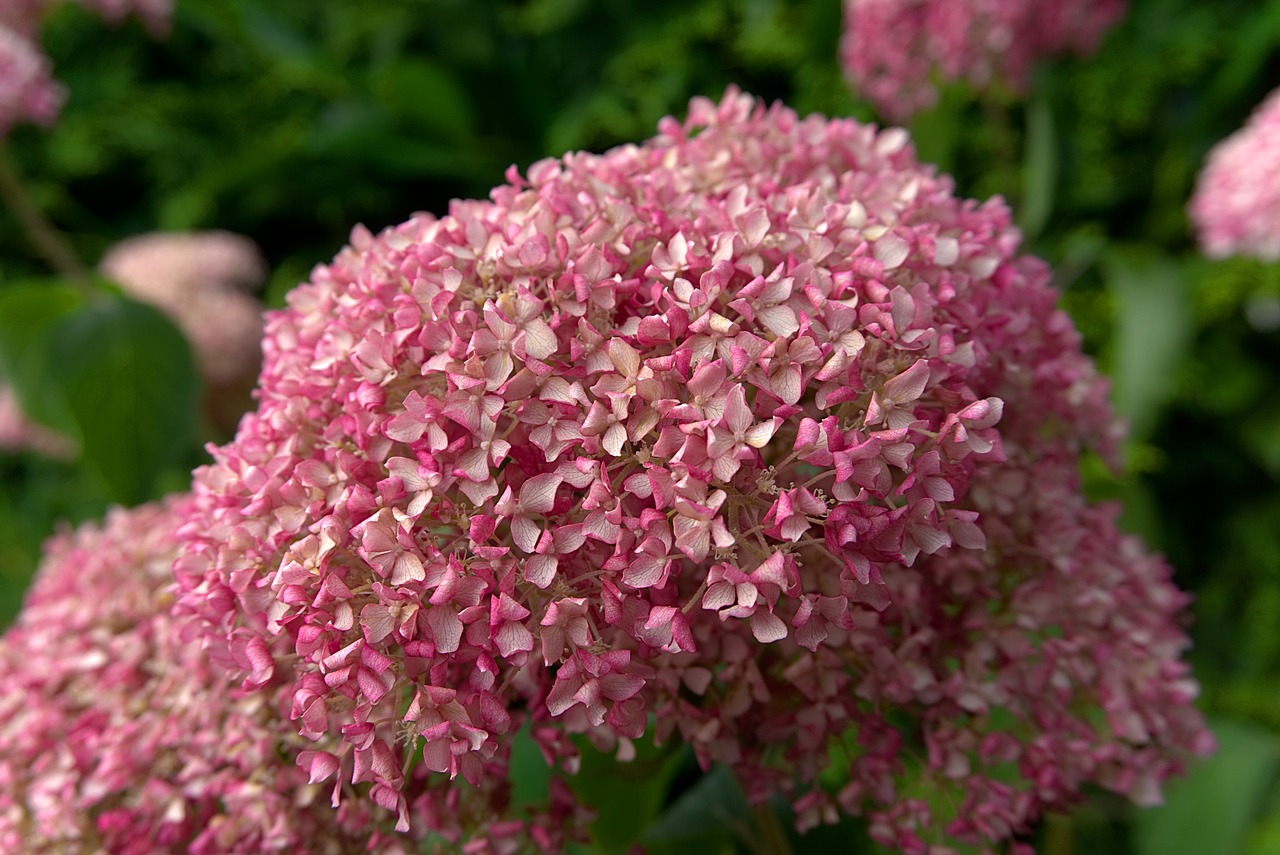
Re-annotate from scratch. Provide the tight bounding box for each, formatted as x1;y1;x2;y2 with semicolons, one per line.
3;0;1280;851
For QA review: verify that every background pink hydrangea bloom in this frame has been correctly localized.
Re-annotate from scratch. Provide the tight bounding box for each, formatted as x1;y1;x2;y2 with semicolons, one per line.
76;0;171;34
0;23;63;136
99;231;268;388
0;498;417;854
170;89;1210;850
842;0;1127;119
1189;86;1280;262
2;231;267;456
0;0;170;137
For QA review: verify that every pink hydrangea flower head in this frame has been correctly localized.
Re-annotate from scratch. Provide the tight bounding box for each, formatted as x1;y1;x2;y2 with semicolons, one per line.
1190;86;1280;262
76;0;172;35
0;23;63;135
3;1;171;37
0;498;408;853
100;231;268;386
842;0;1127;119
0;0;171;137
0;2;48;39
175;89;1209;850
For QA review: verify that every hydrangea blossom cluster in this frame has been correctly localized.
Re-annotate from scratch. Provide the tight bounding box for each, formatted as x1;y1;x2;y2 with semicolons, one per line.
0;498;403;853
1189;86;1280;262
0;0;169;137
0;21;62;136
100;231;268;387
841;0;1126;119
170;89;1210;850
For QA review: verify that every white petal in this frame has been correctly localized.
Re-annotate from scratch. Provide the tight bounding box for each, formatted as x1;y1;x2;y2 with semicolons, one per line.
429;607;463;654
873;234;910;270
758;305;799;338
750;610;788;643
523;319;558;359
511;515;541;553
745;419;777;448
519;473;563;513
525;554;558;588
603;424;627;456
933;236;959;266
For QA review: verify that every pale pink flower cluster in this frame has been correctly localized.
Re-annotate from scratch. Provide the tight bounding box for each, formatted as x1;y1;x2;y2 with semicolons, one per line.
76;0;171;33
842;0;1126;119
0;0;170;137
0;231;265;457
100;231;267;387
1189;87;1280;262
169;89;1209;850
0;498;419;854
0;21;62;136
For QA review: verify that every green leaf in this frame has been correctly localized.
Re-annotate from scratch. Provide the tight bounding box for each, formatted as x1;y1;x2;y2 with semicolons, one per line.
1202;1;1280;125
45;295;200;505
640;764;749;855
0;280;87;434
1103;246;1192;444
568;737;686;853
1018;94;1057;241
509;722;552;809
1135;718;1280;855
371;58;475;142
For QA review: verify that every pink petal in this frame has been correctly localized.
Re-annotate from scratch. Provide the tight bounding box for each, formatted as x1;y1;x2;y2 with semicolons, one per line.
361;604;395;644
523;318;558;359
750;610;788;643
511;514;540;554
873;234;910;269
428;607;463;654
524;554;558;588
519;472;563;513
881;359;930;404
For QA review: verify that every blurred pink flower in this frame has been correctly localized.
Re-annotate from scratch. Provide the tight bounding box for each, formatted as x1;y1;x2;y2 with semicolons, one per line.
0;0;171;137
77;0;172;35
1190;86;1280;261
0;23;62;136
100;231;267;387
169;89;1209;850
842;0;1126;119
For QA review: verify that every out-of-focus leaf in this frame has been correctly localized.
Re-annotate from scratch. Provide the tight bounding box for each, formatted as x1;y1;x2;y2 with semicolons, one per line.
1104;246;1192;443
506;0;592;35
641;764;749;854
371;58;474;142
1201;0;1280;124
45;295;199;505
234;2;329;87
0;280;86;433
907;91;963;175
1135;718;1279;855
509;723;551;809
568;738;686;853
1242;401;1280;480
1019;94;1057;240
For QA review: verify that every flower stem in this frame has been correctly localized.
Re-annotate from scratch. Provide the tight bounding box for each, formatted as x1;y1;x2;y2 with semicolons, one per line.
0;142;93;291
751;804;794;855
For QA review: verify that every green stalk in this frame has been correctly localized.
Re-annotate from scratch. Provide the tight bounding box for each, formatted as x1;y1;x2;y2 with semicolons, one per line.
0;142;92;291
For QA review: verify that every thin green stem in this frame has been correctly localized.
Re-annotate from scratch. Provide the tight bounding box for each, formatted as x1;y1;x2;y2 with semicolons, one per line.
750;803;795;855
0;143;92;290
